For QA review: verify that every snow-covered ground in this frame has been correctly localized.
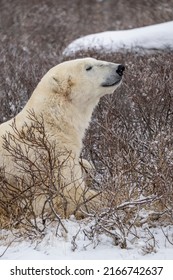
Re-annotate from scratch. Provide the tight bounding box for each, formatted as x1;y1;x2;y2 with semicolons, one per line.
0;218;173;260
1;22;173;261
63;21;173;55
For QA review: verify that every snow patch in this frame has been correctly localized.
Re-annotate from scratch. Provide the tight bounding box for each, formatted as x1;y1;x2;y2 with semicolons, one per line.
63;21;173;55
1;219;173;260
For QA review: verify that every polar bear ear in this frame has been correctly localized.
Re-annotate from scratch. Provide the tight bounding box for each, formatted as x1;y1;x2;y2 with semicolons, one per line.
50;75;73;98
50;76;60;93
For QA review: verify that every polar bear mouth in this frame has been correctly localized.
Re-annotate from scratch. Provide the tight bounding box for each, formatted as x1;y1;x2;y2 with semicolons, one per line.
101;77;122;87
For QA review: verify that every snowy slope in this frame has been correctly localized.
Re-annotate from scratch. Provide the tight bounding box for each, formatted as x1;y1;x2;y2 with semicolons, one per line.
63;21;173;55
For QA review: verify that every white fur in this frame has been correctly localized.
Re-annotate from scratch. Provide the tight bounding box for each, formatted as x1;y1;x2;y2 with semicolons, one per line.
0;58;122;217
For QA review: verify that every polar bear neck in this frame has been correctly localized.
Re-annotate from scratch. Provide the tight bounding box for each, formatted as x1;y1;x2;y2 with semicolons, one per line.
19;87;97;158
48;99;94;143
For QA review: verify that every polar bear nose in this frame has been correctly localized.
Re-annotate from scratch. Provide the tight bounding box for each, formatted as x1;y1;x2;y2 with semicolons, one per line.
116;64;125;76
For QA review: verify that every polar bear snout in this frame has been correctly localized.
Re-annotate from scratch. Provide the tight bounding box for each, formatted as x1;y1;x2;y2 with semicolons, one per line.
116;64;125;77
101;64;125;87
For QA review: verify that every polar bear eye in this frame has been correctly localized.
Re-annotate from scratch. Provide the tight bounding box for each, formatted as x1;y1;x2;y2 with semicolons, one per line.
86;66;93;71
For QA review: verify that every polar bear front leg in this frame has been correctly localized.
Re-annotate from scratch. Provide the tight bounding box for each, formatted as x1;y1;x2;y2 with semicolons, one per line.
54;158;100;218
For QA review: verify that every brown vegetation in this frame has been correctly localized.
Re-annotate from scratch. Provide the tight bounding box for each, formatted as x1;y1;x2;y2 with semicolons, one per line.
0;0;173;246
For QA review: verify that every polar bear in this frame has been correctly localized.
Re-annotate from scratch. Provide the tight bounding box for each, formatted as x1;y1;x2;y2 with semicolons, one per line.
0;57;125;219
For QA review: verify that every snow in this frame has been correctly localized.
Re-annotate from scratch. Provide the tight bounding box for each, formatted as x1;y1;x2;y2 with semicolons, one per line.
1;21;173;262
63;21;173;55
0;218;173;260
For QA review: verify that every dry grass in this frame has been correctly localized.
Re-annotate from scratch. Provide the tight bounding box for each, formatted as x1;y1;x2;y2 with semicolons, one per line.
1;0;173;121
0;0;173;245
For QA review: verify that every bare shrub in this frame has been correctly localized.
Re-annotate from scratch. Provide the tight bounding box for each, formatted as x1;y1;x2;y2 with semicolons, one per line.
0;0;173;255
1;50;173;250
0;111;103;237
1;0;173;121
0;112;61;235
78;50;173;229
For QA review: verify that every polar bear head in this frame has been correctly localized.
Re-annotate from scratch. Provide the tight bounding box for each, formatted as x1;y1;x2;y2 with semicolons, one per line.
37;58;125;109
